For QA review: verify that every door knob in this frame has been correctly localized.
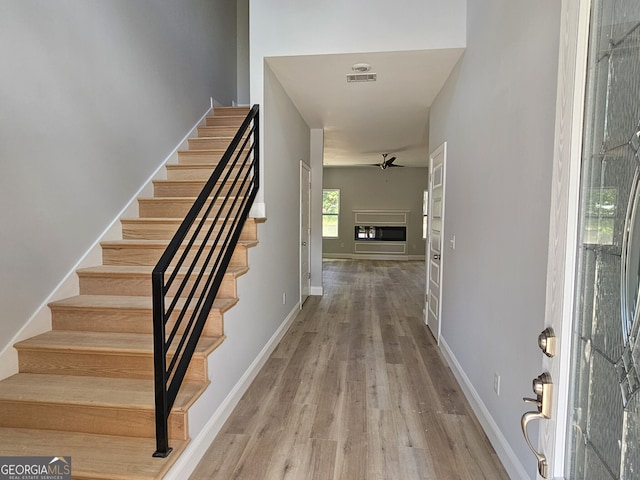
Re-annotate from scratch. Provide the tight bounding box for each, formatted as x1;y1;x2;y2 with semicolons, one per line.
538;327;556;357
521;372;552;478
302;241;307;246
433;253;441;260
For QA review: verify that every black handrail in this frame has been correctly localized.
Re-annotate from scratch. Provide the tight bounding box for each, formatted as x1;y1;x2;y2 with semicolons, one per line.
152;104;260;457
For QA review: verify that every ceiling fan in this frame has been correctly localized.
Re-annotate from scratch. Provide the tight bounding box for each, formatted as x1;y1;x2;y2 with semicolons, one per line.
371;153;403;170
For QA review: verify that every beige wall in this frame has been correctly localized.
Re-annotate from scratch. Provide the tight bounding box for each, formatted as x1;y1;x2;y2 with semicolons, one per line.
323;167;428;257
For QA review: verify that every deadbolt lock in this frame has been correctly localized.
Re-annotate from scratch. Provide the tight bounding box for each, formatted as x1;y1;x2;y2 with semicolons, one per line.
538;327;556;357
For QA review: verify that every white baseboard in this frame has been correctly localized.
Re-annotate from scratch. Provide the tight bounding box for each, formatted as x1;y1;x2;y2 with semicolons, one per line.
0;103;213;382
163;303;300;480
250;201;266;218
439;338;530;480
310;286;323;296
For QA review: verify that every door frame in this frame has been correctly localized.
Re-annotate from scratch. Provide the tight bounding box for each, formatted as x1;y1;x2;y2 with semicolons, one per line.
300;160;311;307
426;142;447;344
538;0;591;477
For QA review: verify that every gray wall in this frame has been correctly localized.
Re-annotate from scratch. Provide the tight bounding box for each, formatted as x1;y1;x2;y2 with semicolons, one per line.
0;1;237;351
429;1;560;477
323;167;428;257
185;60;311;451
236;0;250;105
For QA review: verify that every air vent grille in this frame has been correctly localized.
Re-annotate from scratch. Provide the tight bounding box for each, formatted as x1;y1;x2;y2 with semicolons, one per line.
347;73;377;83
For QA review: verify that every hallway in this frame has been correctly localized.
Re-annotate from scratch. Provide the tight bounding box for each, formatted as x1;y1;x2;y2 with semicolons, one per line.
190;259;508;479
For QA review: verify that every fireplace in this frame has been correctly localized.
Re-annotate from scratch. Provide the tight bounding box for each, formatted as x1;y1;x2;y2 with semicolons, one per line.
354;225;407;242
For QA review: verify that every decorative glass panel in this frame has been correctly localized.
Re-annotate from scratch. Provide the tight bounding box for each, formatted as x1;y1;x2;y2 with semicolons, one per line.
566;0;640;477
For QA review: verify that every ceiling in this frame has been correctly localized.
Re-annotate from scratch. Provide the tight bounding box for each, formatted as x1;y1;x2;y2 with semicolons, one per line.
266;48;464;168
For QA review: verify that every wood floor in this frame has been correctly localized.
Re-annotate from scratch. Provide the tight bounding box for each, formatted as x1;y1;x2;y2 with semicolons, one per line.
189;259;508;480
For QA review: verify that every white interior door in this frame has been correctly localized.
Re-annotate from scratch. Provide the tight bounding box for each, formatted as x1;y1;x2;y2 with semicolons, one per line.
300;161;311;306
426;143;446;343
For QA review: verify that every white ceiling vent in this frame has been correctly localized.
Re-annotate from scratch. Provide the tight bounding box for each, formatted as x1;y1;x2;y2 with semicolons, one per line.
347;73;377;83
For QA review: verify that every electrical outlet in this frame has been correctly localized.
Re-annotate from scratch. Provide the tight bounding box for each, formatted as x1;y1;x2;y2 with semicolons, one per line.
494;373;501;396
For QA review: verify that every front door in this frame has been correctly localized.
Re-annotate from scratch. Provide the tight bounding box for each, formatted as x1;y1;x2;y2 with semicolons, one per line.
535;0;640;477
564;0;640;477
426;143;446;343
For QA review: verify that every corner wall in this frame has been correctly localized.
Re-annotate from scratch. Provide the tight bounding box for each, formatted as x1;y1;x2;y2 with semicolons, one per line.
428;1;561;477
0;1;237;354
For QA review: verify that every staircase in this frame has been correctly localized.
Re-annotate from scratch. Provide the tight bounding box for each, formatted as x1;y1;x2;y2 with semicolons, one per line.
0;106;262;479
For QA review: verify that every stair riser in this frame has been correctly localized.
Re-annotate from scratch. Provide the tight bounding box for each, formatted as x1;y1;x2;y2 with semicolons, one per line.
213;107;250;117
166;165;246;181
138;199;236;218
197;126;242;137
17;351;207;382
153;181;234;197
205;116;244;127
121;220;258;241
0;402;187;439
79;272;237;298
50;307;224;337
102;244;248;267
188;137;234;150
177;151;225;164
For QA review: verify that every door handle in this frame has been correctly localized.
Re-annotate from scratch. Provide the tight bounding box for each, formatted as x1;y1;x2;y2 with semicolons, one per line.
521;372;552;478
433;253;441;260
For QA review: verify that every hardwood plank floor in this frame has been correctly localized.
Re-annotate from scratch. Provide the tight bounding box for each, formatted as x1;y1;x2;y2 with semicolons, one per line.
190;259;508;480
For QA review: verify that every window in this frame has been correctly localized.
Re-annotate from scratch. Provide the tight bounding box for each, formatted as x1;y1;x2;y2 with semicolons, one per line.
322;189;340;237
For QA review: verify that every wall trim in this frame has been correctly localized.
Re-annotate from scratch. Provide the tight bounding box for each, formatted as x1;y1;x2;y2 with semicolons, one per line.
0;103;213;381
439;338;530;480
323;253;425;261
163;302;301;480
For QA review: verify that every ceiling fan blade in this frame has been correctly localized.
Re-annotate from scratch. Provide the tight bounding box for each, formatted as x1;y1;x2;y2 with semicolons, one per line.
385;156;397;165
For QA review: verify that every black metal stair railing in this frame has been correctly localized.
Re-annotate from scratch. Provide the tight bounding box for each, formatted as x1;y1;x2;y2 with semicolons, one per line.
152;104;259;457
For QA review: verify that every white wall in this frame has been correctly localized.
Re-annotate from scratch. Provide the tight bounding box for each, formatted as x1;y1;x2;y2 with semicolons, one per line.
249;0;467;294
429;1;561;478
0;0;237;353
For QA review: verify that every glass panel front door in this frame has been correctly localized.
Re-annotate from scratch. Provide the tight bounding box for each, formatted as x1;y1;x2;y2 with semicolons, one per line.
566;0;640;478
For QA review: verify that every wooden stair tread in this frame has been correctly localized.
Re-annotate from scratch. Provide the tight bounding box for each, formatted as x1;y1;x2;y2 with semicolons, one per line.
0;373;203;410
101;238;258;248
139;196;236;201
50;294;238;312
192;135;235;140
176;149;225;156
15;330;224;357
121;216;262;224
77;264;249;278
0;427;188;480
167;162;222;168
153;179;211;185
